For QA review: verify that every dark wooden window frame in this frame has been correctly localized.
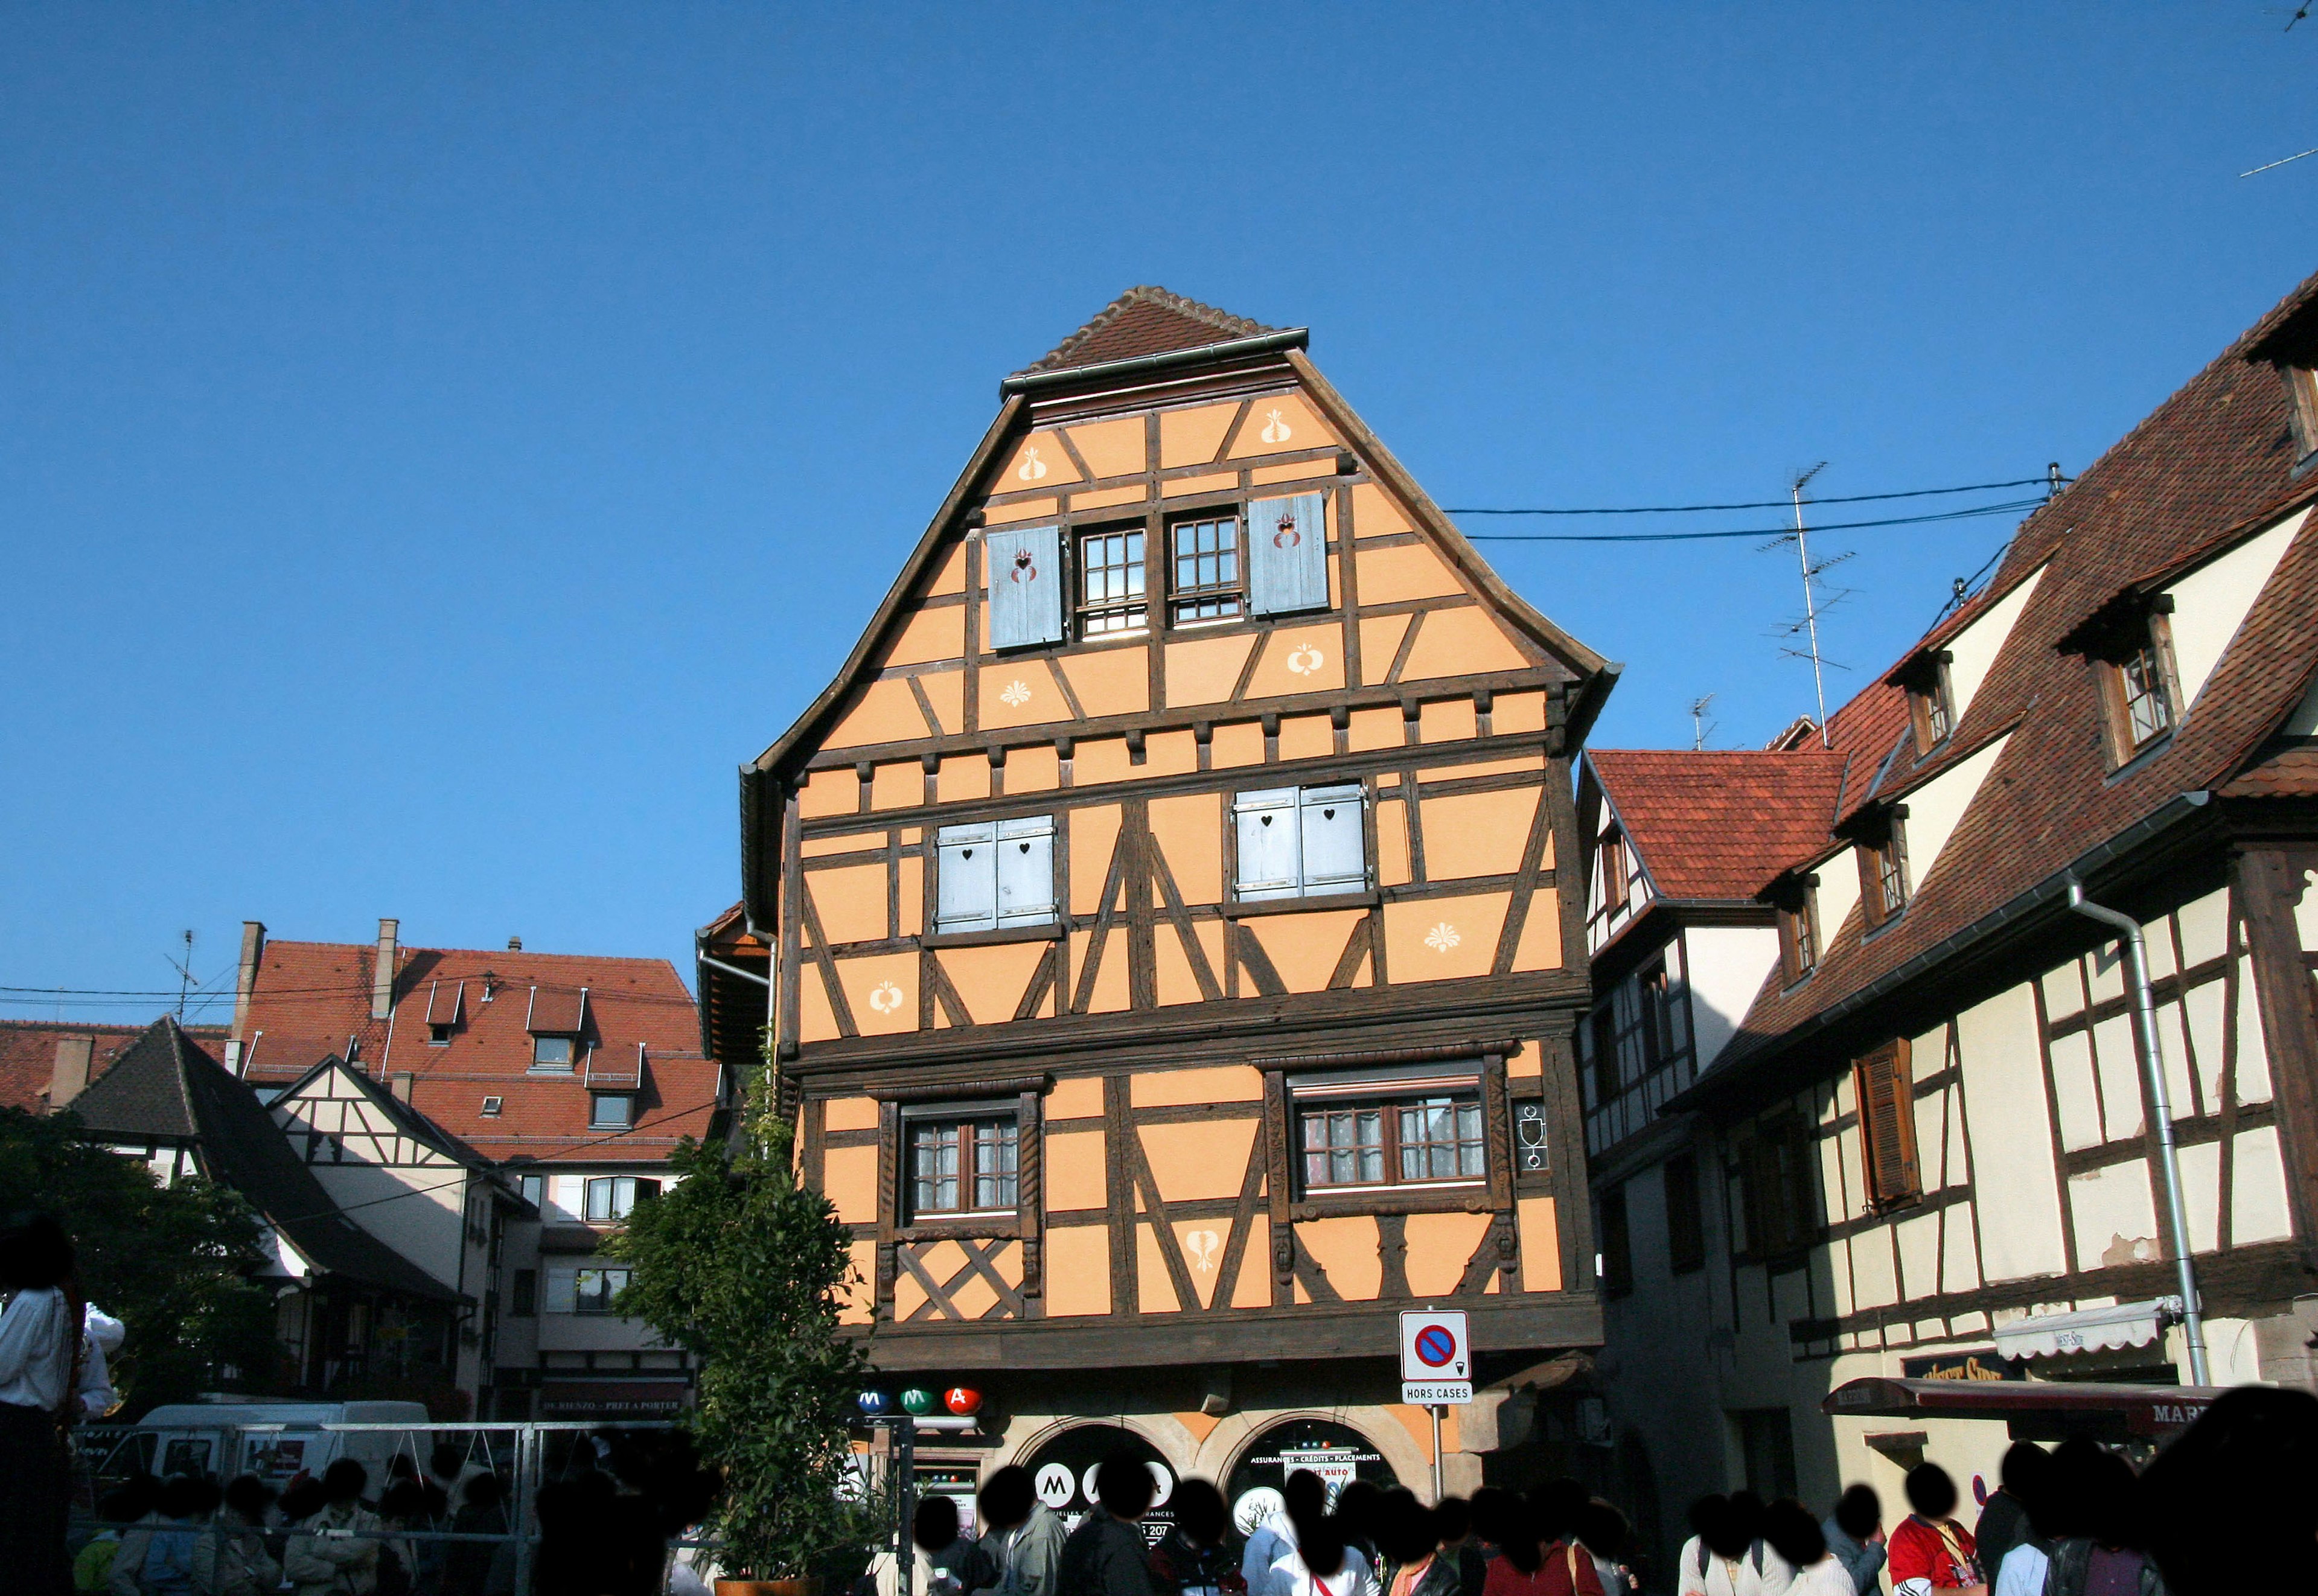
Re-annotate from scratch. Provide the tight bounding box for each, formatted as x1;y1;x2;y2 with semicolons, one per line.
900;1100;1022;1222
2092;610;2183;766
1775;875;1821;986
1285;1061;1492;1200
1853;1038;1923;1213
1735;1112;1819;1261
1073;522;1149;637
1166;509;1247;627
2282;362;2318;458
1855;806;1911;931
1598;829;1630;916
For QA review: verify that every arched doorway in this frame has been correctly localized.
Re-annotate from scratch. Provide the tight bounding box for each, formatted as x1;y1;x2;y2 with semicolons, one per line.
1017;1423;1178;1544
1224;1418;1402;1536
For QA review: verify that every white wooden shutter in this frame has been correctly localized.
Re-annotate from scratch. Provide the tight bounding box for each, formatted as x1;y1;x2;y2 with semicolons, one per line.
1234;787;1302;899
548;1175;584;1222
936;823;1000;932
1247;493;1329;616
984;526;1065;649
995;815;1057;927
543;1268;577;1314
1298;783;1367;893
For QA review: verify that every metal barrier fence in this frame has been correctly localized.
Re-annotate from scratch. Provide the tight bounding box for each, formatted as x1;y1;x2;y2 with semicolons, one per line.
70;1418;694;1596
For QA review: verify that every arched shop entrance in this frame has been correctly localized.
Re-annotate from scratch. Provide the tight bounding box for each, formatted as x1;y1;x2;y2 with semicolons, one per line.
1018;1424;1178;1544
1224;1419;1402;1536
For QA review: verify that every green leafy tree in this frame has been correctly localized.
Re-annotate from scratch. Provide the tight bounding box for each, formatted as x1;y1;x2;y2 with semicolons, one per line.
605;1105;874;1580
0;1107;276;1415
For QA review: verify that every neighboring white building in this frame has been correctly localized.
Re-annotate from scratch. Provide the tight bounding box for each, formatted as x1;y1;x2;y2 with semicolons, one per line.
1578;267;2318;1569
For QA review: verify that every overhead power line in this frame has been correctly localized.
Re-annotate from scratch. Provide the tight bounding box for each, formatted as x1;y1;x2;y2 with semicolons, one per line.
1443;475;2053;516
1461;496;2046;544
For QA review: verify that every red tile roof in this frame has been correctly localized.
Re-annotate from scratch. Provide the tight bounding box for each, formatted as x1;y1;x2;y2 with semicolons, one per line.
234;937;718;1166
1587;749;1847;901
0;1019;228;1114
1017;286;1279;376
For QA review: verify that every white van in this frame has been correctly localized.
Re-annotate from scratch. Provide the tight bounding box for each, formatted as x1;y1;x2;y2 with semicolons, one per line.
129;1400;433;1486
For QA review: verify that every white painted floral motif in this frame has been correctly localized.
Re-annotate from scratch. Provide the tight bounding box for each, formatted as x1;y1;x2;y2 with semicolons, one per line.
1184;1228;1221;1274
1423;922;1461;953
1017;445;1049;482
1259;407;1293;445
999;679;1033;707
867;981;905;1014
1285;644;1324;675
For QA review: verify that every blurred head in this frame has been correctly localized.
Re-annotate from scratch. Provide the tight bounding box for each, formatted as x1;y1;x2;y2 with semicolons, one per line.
1761;1500;1824;1569
913;1493;960;1552
2142;1386;2318;1595
387;1454;419;1482
1434;1496;1473;1547
1692;1495;1751;1562
1283;1470;1329;1521
1468;1487;1521;1553
430;1441;467;1479
101;1476;161;1525
1529;1479;1589;1547
1576;1500;1629;1560
222;1475;276;1524
277;1479;326;1524
979;1466;1035;1534
1285;1471;1347;1582
1337;1480;1382;1531
1374;1489;1439;1566
158;1475;209;1521
0;1215;74;1291
1095;1453;1155;1521
321;1458;368;1505
1832;1484;1880;1542
1999;1442;2052;1507
1903;1464;1956;1521
461;1472;505;1511
1175;1477;1229;1551
380;1480;430;1524
2080;1449;2141;1551
1726;1492;1766;1548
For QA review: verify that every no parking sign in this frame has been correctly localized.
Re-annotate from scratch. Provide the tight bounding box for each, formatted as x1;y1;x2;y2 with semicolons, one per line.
1398;1309;1472;1405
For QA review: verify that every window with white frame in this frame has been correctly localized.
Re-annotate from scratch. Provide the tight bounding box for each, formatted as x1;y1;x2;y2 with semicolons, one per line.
1233;783;1367;901
590;1093;633;1130
935;816;1057;933
544;1266;633;1314
583;1175;659;1222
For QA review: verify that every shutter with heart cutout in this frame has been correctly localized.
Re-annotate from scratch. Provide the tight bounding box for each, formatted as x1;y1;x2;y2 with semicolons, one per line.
995;815;1057;927
936;822;1000;932
1298;782;1367;893
1234;787;1302;900
1247;492;1328;616
985;526;1065;649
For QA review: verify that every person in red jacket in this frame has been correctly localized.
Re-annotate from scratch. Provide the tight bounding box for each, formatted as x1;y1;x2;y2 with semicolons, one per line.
1886;1466;1985;1596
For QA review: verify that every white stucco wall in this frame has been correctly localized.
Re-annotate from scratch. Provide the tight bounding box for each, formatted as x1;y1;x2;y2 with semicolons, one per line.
1905;733;2011;891
1682;924;1783;1070
1955;982;2067;1282
2164;508;2306;710
1947;561;2048;724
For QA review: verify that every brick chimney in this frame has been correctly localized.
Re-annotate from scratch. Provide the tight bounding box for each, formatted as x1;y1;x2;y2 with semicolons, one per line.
372;918;399;1021
389;1070;415;1104
47;1036;94;1111
231;921;266;1041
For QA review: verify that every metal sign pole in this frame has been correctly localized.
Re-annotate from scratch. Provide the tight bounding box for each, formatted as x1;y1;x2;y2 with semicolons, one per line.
1429;1406;1443;1503
896;1414;916;1596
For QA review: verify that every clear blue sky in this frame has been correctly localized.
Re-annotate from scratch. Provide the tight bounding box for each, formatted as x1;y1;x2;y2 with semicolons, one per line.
7;7;2315;1023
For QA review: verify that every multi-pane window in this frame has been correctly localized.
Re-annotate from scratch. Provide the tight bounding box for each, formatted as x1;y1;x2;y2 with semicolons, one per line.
1778;884;1819;986
1076;526;1147;635
1297;1093;1485;1192
1233;784;1367;901
1598;831;1630;915
590;1093;633;1130
936;816;1056;933
1859;815;1910;928
583;1175;659;1222
573;1267;630;1314
1737;1118;1817;1259
1169;515;1244;624
532;1036;575;1070
2116;636;2175;749
908;1114;1018;1218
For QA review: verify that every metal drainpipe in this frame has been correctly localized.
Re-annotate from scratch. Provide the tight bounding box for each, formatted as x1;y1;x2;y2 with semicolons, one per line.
2066;875;2211;1385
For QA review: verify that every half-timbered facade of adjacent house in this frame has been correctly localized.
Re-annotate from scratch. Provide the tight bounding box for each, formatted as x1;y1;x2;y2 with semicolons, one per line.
1577;268;2318;1568
701;287;1616;1502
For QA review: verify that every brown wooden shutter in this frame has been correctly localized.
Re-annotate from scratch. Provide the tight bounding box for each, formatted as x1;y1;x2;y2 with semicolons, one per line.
1854;1039;1920;1209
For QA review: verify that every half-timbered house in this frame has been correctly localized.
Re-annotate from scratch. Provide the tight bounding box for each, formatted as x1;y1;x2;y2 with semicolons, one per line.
1576;267;2318;1563
697;287;1616;1507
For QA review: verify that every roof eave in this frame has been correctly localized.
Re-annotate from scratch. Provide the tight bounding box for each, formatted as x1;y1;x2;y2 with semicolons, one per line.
1001;328;1310;397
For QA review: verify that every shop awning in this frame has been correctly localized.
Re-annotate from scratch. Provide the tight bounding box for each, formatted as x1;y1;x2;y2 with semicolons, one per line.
1823;1377;2226;1442
1991;1297;2182;1361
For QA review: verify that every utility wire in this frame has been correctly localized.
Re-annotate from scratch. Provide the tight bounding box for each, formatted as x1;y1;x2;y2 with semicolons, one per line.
1463;497;2045;543
1443;475;2052;516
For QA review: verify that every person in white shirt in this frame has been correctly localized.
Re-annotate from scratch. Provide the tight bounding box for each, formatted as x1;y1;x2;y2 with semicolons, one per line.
1761;1501;1856;1596
1676;1496;1772;1596
1272;1483;1379;1596
0;1215;83;1594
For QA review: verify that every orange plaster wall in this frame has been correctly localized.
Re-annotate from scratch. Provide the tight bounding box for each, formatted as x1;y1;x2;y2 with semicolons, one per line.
1250;458;1338;487
1510;890;1565;972
1494;691;1547;733
1419;697;1478;744
1043;1127;1108;1211
870;762;920;811
885;606;966;668
927;544;968;597
1074;928;1130;1013
979;662;1071;731
939;940;1051;1026
802;832;871;858
1046;1076;1105;1120
1044;1224;1111;1316
917;669;963;736
893;1271;928;1321
1420;789;1537;880
1375;798;1413;887
1160;402;1239;469
822;1144;879;1225
836;952;917;1037
1347;705;1403;751
1164;470;1238;499
1232;1215;1272;1307
1505;1042;1543;1080
1246;910;1371;992
823;1096;880;1133
808;863;889;945
799;767;859;819
1173;1221;1231;1309
1350;481;1414;538
937;755;991;803
1399;605;1532;680
1148;794;1224;902
1277;715;1333;762
1132;1064;1263;1106
1358;615;1411;686
1137;1224;1181;1313
825;677;933;750
798;963;840;1042
1244;625;1344;698
1356;544;1464;604
1228;392;1336;460
1070;805;1123;915
1383;893;1512;982
1065;415;1146;479
1074;736;1132;786
1144;728;1198;776
998;433;1081;490
986;496;1060;525
1059;645;1151;718
1007;742;1061;793
1140;1118;1257;1204
1296;1216;1382;1299
841;1240;877;1325
1211;720;1266;767
1069;484;1148;513
1517;1196;1563;1291
1154;924;1207;1007
1404;1211;1496;1297
1165;634;1258;708
1419;756;1542;784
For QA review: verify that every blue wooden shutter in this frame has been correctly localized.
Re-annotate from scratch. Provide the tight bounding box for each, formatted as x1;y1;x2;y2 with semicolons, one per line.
1247;493;1328;616
1234;787;1302;899
936;822;999;931
995;815;1057;927
1298;782;1367;893
985;526;1065;649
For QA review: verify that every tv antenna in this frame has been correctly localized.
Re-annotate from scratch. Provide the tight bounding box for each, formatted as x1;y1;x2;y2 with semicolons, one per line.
1688;694;1718;751
165;929;197;1020
1756;464;1853;748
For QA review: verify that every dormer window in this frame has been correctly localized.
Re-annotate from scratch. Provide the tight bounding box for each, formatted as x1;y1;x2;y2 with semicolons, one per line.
424;980;463;1045
1889;649;1956;753
532;1036;574;1071
2060;593;2181;767
2283;362;2318;459
1853;807;1910;930
1770;874;1821;986
1598;830;1631;915
526;985;589;1073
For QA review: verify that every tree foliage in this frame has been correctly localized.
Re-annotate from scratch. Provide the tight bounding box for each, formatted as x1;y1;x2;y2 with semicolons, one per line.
0;1107;276;1416
604;1121;873;1578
